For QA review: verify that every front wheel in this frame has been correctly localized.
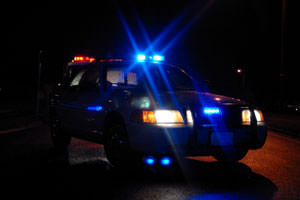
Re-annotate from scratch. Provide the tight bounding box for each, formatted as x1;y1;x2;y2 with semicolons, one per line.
104;121;137;167
213;149;248;163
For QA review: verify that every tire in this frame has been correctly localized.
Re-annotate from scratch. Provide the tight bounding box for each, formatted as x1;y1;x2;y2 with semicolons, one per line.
213;149;248;163
104;120;135;167
50;116;71;150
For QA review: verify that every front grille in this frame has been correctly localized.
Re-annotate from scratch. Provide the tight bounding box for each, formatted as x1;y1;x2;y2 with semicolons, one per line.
191;105;242;129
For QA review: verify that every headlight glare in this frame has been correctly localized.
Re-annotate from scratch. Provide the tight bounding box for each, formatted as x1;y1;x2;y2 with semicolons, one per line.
155;110;184;124
254;109;264;122
242;109;264;125
142;110;184;124
186;110;194;125
241;109;251;125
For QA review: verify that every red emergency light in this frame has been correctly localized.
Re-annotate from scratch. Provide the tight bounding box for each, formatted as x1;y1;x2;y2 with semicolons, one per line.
72;56;96;63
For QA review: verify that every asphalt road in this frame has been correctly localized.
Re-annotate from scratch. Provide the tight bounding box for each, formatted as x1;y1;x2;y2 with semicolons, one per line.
0;125;299;200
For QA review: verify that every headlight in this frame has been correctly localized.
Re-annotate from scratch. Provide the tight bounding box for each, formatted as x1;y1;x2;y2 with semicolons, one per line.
142;110;184;124
241;109;264;125
186;110;194;125
241;109;251;125
254;109;264;122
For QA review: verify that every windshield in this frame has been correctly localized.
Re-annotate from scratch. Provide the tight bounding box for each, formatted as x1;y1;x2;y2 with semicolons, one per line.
105;63;195;91
64;64;97;87
157;66;194;91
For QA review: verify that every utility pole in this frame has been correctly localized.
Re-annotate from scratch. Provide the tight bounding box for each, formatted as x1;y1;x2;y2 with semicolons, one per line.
36;50;42;116
280;0;287;105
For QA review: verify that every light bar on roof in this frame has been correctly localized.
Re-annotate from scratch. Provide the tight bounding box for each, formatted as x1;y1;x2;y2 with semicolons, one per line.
153;55;165;62
137;54;146;62
72;56;95;63
136;54;165;62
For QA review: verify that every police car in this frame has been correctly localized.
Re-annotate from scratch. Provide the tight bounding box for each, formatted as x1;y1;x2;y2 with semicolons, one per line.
49;54;267;166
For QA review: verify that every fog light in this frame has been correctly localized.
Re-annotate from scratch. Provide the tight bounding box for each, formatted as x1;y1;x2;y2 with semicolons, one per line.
144;156;155;165
160;157;172;166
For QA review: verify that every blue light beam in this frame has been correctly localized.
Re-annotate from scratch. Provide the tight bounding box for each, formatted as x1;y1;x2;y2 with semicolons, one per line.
160;157;172;166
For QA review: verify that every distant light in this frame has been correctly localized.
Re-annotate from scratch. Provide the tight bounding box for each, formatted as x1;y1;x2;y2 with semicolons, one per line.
144;156;155;165
237;68;242;73
153;55;165;62
203;107;221;115
137;54;146;61
214;97;221;101
87;106;103;112
160;157;172;166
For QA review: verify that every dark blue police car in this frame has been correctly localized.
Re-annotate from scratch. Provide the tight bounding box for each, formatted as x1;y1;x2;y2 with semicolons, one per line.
49;55;267;166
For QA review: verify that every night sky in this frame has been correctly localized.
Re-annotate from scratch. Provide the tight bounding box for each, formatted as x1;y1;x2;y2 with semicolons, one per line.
1;0;290;107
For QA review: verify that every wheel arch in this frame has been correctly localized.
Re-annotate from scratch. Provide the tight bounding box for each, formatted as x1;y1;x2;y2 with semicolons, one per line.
103;111;127;136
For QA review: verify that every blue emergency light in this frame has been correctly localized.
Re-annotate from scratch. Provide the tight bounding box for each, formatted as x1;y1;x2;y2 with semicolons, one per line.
137;54;146;61
87;106;103;112
136;54;164;62
160;157;172;166
144;156;156;165
153;55;165;62
203;107;221;115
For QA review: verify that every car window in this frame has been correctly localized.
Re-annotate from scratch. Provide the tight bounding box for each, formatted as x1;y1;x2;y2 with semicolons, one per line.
65;65;94;88
127;72;137;85
104;64;194;91
163;67;194;90
70;70;86;87
79;68;100;91
140;66;194;91
106;68;138;88
81;68;99;86
107;69;125;86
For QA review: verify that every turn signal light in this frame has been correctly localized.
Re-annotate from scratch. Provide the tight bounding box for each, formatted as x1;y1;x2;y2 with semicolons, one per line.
142;111;156;123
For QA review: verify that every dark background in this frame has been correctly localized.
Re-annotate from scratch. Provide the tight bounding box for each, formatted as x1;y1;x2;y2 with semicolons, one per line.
1;0;290;109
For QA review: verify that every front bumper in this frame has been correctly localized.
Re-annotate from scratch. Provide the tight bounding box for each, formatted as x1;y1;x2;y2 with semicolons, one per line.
126;122;267;156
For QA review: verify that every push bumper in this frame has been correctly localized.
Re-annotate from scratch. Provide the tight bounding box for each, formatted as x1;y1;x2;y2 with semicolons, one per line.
126;122;267;156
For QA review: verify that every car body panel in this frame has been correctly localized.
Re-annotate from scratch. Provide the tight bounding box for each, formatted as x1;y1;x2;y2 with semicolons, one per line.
49;60;267;157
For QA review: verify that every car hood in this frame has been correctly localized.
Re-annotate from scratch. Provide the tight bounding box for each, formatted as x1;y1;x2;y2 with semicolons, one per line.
130;90;246;108
163;91;245;106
